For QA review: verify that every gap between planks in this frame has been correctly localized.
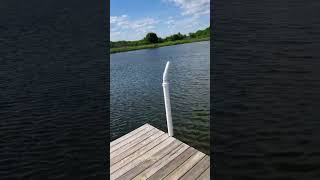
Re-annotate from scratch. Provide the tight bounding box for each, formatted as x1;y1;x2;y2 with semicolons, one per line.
110;124;210;180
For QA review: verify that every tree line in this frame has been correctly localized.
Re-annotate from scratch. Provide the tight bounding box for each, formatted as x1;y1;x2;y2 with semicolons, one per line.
110;26;210;48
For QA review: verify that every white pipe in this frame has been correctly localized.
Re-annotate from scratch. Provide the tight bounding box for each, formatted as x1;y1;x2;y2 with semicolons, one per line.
162;61;173;136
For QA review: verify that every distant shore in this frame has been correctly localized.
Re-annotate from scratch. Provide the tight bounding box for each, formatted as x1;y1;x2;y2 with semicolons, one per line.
110;37;210;54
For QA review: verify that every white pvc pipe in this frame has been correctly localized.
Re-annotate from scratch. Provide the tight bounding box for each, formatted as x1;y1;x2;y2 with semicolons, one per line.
162;61;173;137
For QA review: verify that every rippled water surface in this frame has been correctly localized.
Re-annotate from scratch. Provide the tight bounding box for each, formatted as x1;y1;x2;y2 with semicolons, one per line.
0;1;107;179
111;41;210;154
213;0;320;179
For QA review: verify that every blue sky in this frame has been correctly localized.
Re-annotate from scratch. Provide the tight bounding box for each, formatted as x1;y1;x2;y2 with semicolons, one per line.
111;0;210;41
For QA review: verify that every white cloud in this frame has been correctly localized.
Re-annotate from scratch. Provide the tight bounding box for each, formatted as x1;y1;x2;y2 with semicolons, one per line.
110;15;159;40
130;18;158;31
110;31;121;37
110;16;123;24
165;19;175;25
167;0;210;16
161;0;210;37
110;0;210;41
162;15;208;37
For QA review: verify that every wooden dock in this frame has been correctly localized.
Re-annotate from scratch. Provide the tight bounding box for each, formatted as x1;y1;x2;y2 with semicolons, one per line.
110;124;210;180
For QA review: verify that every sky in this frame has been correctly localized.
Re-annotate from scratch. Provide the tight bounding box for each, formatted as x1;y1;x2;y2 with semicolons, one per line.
111;0;210;41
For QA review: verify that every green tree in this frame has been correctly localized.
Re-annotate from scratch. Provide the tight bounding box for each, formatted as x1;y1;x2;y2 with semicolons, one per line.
189;32;196;38
165;32;185;41
158;37;164;43
145;32;159;43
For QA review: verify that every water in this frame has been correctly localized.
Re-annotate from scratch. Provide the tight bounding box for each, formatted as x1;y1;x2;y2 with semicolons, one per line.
111;41;210;155
213;0;320;179
0;1;107;179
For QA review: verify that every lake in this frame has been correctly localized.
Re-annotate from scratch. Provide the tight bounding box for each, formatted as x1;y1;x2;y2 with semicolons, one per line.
0;1;108;179
110;41;210;154
213;0;320;179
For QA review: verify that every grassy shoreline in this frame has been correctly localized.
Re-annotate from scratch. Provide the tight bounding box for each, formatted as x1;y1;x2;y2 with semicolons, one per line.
110;37;209;54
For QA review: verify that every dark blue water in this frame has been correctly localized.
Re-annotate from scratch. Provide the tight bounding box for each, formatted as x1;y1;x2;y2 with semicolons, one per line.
111;41;210;154
213;0;320;179
0;1;108;179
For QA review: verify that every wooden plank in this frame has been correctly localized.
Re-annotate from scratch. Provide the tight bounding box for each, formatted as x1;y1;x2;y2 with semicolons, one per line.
116;140;183;180
180;155;210;180
111;136;176;180
110;133;169;174
111;124;150;147
111;128;160;159
163;151;206;180
110;124;154;153
109;124;211;180
111;130;164;165
111;128;158;159
197;167;210;180
148;147;197;180
132;142;189;180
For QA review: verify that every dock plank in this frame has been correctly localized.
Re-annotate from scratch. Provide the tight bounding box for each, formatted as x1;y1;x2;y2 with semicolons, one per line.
110;124;150;147
110;133;169;173
163;151;206;180
116;140;183;180
110;124;154;152
197;167;210;180
111;130;164;165
109;124;210;180
111;136;175;179
132;142;189;180
111;128;159;157
180;155;210;180
147;147;197;180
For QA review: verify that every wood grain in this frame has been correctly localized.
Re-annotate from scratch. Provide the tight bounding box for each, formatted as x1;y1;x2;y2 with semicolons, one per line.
109;124;210;180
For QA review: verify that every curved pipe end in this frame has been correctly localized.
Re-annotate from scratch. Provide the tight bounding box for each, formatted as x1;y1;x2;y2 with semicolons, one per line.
163;61;170;82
